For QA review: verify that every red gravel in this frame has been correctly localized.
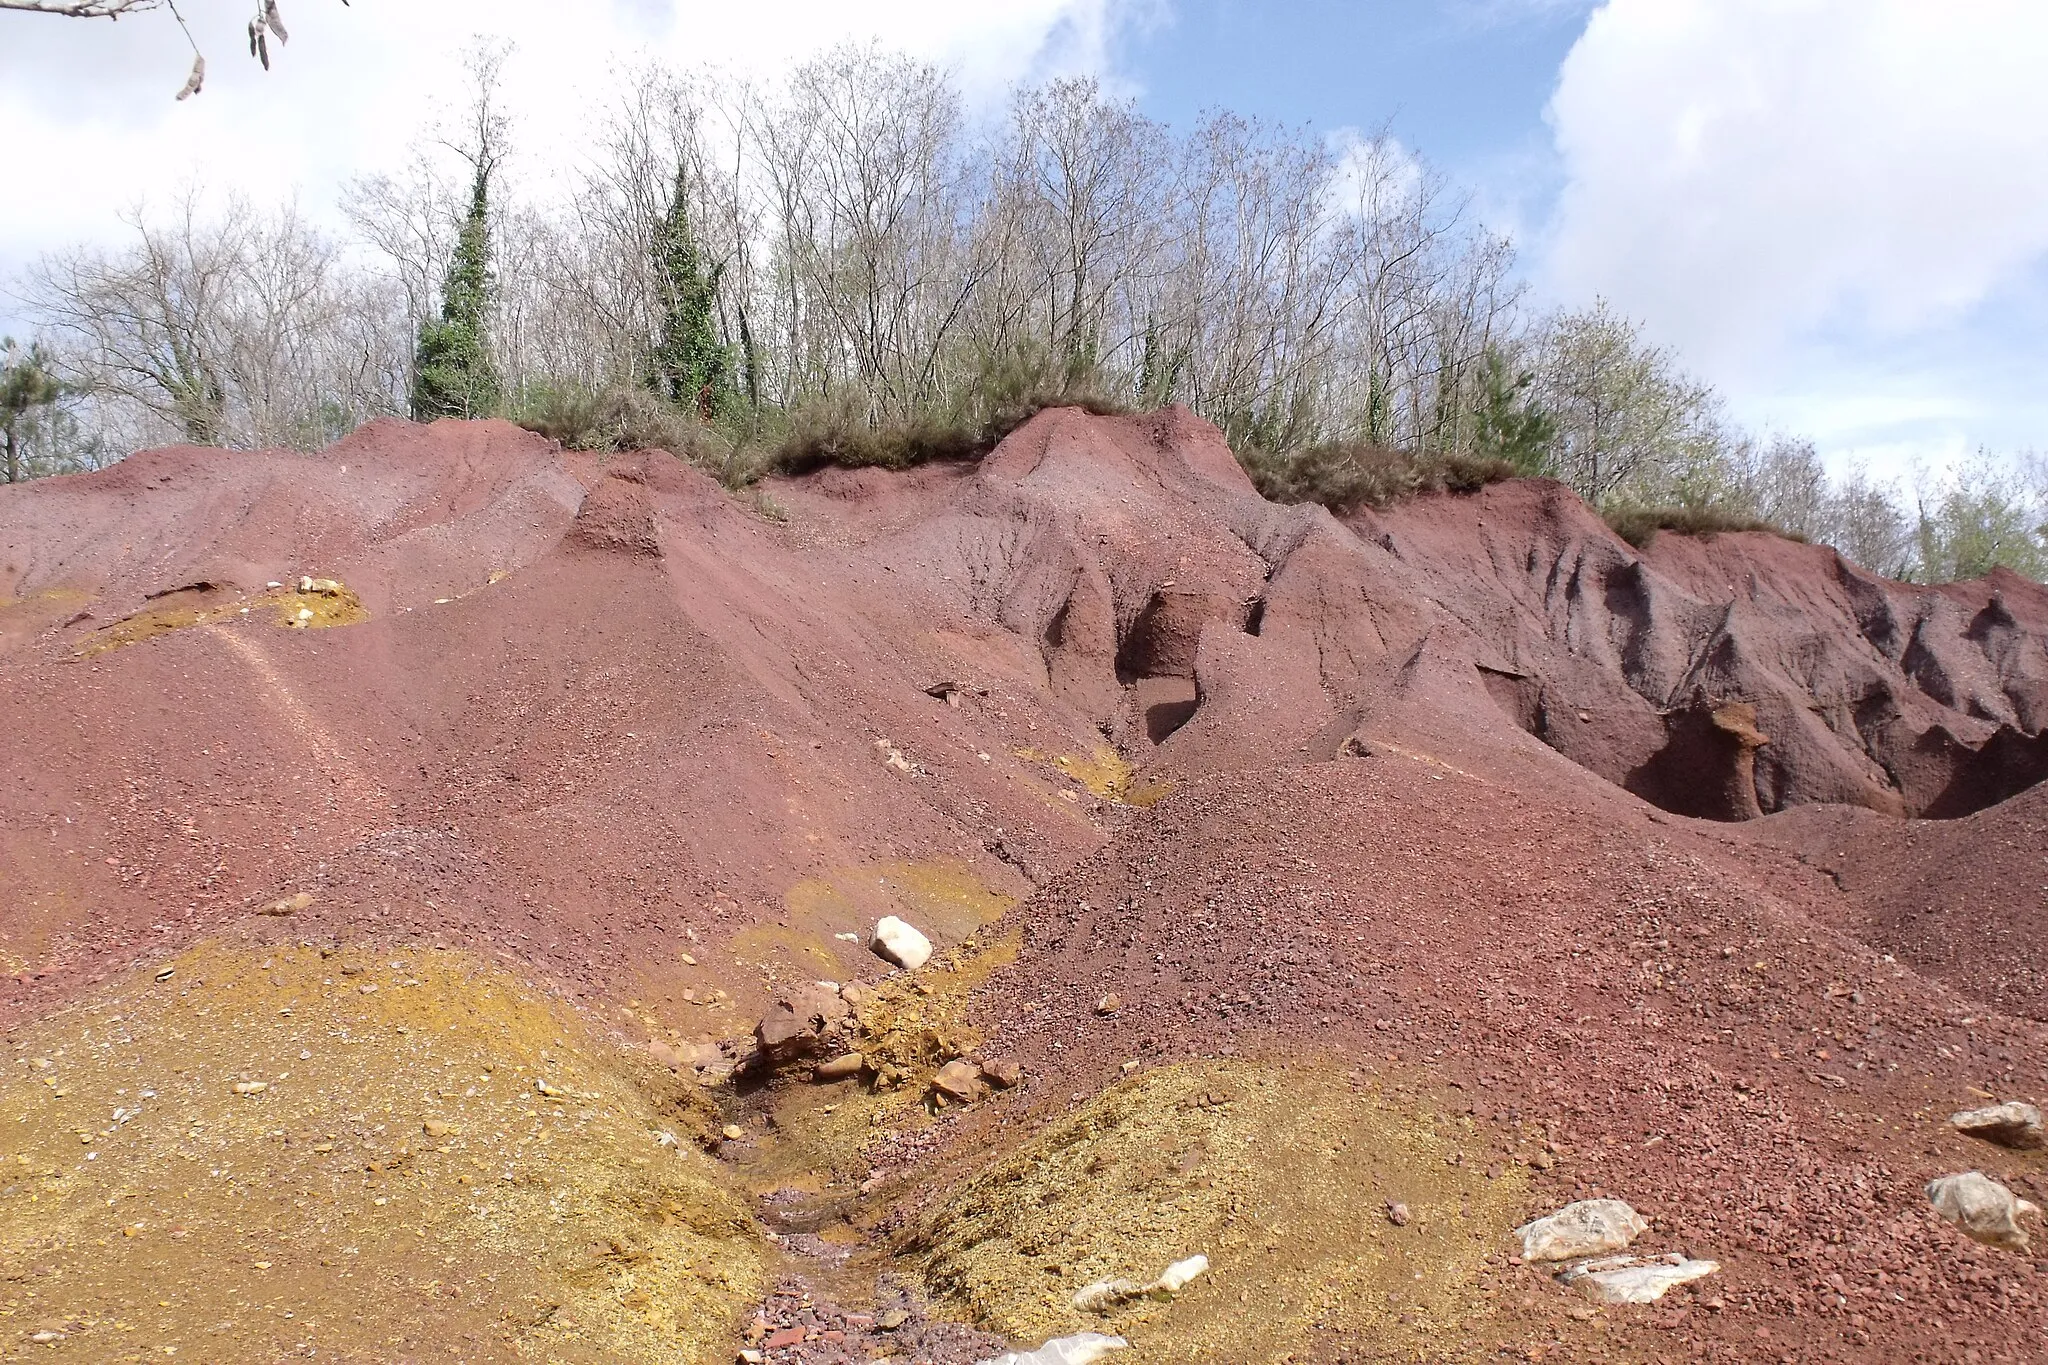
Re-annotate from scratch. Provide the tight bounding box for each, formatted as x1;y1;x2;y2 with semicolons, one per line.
3;408;2046;1363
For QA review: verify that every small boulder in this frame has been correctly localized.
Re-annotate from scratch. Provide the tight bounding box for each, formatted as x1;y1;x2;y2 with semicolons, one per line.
1559;1254;1720;1304
754;1009;820;1065
1514;1199;1648;1263
1095;993;1121;1016
1926;1171;2041;1251
646;1039;681;1071
814;1053;865;1083
261;891;314;916
932;1059;984;1104
1950;1101;2046;1151
872;916;933;971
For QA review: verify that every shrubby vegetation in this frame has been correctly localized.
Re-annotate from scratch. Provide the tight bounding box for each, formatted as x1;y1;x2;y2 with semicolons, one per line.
7;45;2044;582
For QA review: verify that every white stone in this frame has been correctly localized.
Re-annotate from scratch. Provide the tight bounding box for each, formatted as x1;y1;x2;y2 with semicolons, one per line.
1950;1101;2046;1151
1072;1279;1143;1313
1559;1253;1720;1304
1515;1199;1649;1263
871;916;933;970
1926;1171;2041;1251
1073;1254;1210;1312
979;1334;1128;1365
1152;1254;1209;1296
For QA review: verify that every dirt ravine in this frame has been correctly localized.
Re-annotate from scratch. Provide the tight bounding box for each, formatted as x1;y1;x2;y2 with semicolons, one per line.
2;408;2044;1364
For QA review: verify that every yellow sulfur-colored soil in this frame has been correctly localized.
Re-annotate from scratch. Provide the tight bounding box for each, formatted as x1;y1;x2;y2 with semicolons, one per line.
0;942;764;1364
904;1058;1530;1364
77;582;369;658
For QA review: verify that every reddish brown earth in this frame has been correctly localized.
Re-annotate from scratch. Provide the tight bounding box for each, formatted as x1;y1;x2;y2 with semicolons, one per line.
2;408;2045;1364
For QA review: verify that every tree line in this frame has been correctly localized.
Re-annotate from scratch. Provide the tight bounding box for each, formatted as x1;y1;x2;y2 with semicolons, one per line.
3;44;2043;582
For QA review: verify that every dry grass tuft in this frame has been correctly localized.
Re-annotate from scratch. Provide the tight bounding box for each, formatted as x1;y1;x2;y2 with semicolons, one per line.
1239;441;1518;512
1604;504;1805;549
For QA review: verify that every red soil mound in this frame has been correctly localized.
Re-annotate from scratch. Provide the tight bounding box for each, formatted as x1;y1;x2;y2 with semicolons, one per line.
3;408;2046;1364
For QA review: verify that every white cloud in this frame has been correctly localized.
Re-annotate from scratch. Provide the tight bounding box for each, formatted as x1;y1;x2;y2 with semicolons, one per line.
0;0;1142;327
1538;0;2048;471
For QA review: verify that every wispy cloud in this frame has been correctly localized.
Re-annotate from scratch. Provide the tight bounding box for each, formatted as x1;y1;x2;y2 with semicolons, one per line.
1537;0;2048;473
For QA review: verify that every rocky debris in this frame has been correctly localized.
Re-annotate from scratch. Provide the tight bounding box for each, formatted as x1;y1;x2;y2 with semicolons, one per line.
232;1080;268;1096
647;1038;680;1070
979;1058;1023;1090
872;916;933;971
751;986;856;1071
1926;1172;2042;1251
1556;1253;1720;1304
741;1276;1009;1365
297;576;346;595
260;891;314;916
932;1059;984;1105
1950;1100;2046;1150
814;1053;864;1083
980;1334;1129;1365
1385;1201;1411;1227
1072;1254;1209;1313
722;1124;746;1142
923;681;987;708
1514;1200;1648;1262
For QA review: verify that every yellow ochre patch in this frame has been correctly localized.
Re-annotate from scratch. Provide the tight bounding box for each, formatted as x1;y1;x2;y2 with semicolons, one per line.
905;1058;1529;1364
78;579;369;657
0;941;763;1364
1016;745;1172;807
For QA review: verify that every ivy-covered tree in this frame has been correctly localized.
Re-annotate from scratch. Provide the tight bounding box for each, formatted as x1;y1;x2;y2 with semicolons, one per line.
1;338;64;484
1469;345;1555;475
409;165;499;420
409;41;506;423
646;162;730;418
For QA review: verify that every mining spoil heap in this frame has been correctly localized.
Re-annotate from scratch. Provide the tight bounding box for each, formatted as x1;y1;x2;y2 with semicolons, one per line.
1;408;2044;1364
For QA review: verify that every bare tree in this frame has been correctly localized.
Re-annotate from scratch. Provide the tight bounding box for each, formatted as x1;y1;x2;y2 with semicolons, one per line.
25;191;401;449
1536;300;1718;506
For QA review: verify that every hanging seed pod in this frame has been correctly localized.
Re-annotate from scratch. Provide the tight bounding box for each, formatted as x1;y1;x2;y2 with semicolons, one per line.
175;52;205;101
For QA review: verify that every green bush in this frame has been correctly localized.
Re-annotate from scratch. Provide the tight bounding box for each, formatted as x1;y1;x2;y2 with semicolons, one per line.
1603;504;1803;549
1239;441;1518;512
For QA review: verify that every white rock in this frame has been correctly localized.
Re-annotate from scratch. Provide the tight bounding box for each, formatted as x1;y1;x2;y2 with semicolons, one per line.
872;916;933;971
1559;1253;1720;1304
1073;1254;1210;1312
1152;1254;1209;1296
979;1334;1128;1365
1926;1171;2041;1251
1514;1199;1649;1263
1950;1101;2046;1151
1072;1279;1144;1313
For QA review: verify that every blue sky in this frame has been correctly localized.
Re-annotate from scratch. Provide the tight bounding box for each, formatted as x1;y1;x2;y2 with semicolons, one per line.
1125;0;1584;170
3;0;2045;484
